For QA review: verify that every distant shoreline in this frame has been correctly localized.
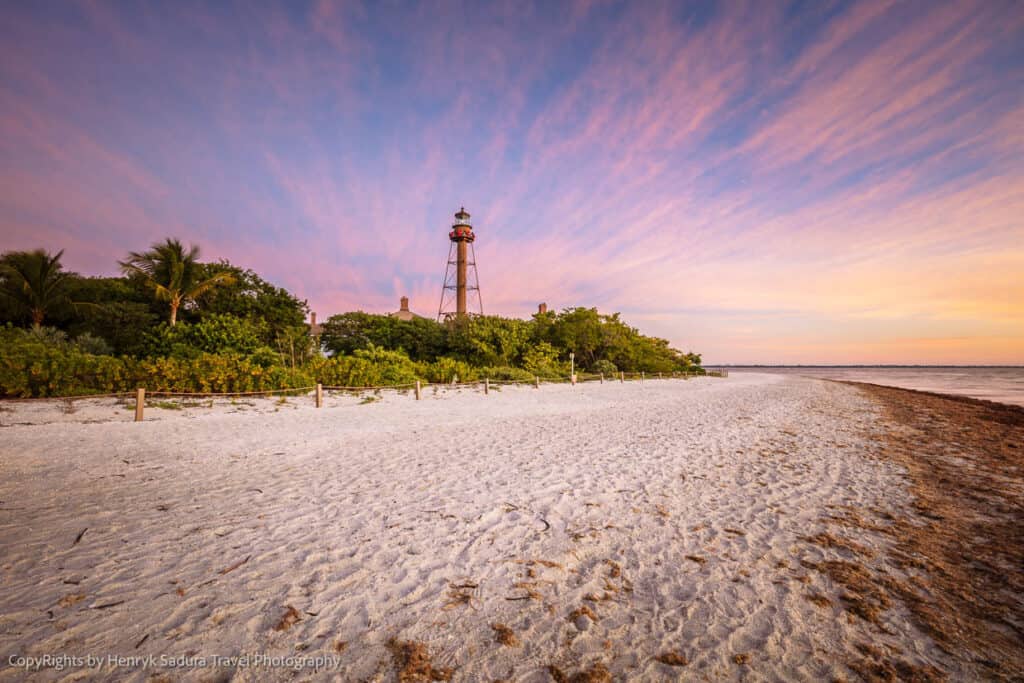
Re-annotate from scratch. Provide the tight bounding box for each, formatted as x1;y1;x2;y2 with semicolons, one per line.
716;366;1024;408
835;378;1024;415
709;364;1024;369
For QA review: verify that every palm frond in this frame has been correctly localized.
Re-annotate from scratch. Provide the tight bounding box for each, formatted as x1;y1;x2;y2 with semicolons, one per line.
184;271;235;300
0;249;70;325
117;238;229;323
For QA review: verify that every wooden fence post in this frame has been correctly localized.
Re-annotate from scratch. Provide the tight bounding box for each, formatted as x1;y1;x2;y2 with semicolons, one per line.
535;375;540;389
316;383;323;408
134;387;145;422
415;380;421;400
641;371;645;383
658;372;662;380
600;373;604;384
484;378;489;395
620;371;624;383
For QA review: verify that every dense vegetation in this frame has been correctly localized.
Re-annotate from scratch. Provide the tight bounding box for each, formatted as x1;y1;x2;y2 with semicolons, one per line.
320;310;700;377
0;243;702;397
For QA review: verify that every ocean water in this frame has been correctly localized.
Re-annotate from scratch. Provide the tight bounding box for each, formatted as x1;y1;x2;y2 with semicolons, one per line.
720;367;1024;407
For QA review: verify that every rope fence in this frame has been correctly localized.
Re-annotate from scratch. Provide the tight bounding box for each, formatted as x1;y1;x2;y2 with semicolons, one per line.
146;386;318;398
0;391;135;403
0;369;726;421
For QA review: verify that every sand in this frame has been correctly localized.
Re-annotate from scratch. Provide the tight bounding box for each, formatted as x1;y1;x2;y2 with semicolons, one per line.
0;373;1017;681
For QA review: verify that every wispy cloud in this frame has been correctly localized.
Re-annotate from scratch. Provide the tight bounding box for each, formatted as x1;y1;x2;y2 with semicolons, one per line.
1;0;1020;363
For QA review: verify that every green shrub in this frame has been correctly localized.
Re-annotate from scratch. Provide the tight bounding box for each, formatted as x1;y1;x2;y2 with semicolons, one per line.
184;314;265;355
72;332;113;356
352;346;422;385
309;346;422;387
140;315;266;359
423;357;478;384
0;326;313;397
521;342;565;378
249;345;282;368
479;366;534;382
135;354;312;393
0;326;132;397
27;326;69;346
140;324;189;359
1;312;695;397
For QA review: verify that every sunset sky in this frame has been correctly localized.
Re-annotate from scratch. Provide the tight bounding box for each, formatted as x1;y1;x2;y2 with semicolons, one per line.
1;1;1021;364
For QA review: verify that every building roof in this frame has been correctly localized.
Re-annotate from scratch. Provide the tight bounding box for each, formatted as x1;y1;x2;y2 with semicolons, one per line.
390;296;424;321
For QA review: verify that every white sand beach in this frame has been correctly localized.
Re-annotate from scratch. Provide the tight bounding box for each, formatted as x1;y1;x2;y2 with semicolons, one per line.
0;374;954;681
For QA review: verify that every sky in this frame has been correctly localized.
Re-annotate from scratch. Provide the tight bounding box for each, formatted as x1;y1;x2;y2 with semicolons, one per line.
1;0;1022;364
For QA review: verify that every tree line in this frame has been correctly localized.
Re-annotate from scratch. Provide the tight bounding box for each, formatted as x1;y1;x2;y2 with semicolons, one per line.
320;309;701;378
0;240;702;397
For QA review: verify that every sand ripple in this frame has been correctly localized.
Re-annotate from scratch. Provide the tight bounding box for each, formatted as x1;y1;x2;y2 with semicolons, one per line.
0;375;945;681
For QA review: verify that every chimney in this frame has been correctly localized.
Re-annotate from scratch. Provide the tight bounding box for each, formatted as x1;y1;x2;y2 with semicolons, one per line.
400;296;409;312
538;303;547;314
310;312;317;326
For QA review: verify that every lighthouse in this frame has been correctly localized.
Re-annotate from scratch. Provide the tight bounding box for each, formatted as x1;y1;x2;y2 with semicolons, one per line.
437;207;483;321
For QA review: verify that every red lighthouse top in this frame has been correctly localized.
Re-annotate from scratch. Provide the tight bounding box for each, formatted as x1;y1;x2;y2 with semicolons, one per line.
450;207;475;242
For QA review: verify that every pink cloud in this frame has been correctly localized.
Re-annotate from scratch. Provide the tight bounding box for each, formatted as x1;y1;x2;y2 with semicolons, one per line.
1;0;1020;364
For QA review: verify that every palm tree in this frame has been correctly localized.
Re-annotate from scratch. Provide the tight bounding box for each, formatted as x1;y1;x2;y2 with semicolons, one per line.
119;238;234;326
0;249;70;329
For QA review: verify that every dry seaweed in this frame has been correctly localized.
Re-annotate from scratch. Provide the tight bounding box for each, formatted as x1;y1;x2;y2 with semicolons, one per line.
851;383;1024;679
273;605;301;631
217;555;251;575
57;594;86;608
847;653;945;682
443;582;479;610
491;623;518;646
804;592;832;608
800;559;893;628
547;665;568;682
655;652;689;666
548;663;612;683
568;605;599;623
387;639;453;682
802;532;876;558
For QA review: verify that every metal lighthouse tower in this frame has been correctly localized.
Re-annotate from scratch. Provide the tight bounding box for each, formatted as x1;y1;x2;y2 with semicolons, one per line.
437;207;483;321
